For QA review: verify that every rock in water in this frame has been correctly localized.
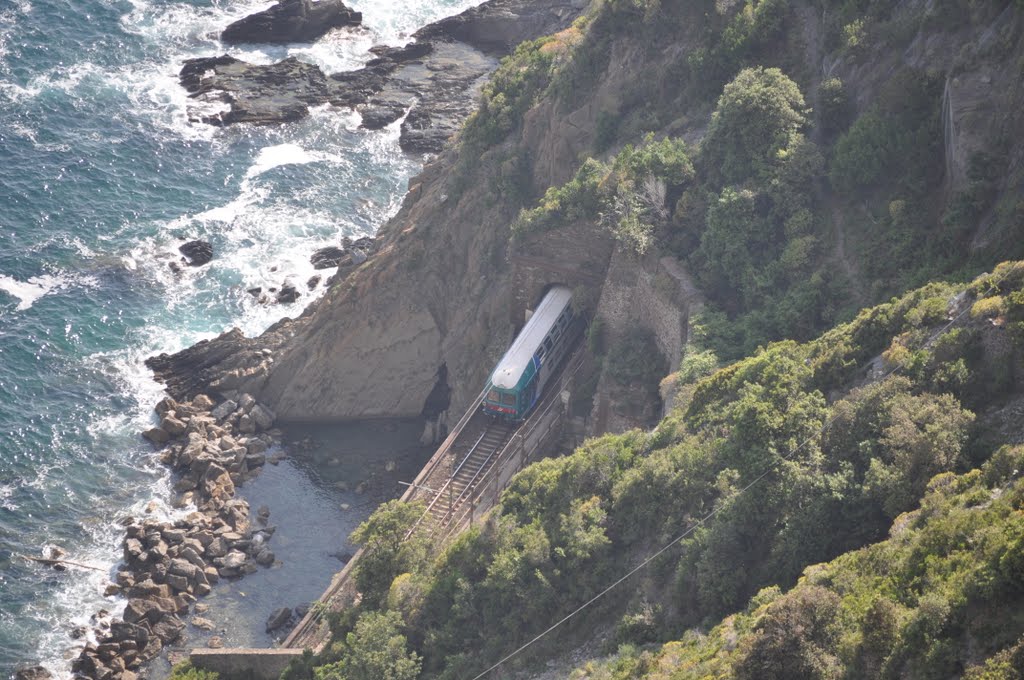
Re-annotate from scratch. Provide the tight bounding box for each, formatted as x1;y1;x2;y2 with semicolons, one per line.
310;246;346;269
179;240;213;267
221;0;362;45
14;667;53;680
265;607;292;633
276;283;300;304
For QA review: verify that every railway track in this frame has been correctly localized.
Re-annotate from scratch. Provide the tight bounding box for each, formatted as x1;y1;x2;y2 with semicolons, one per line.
419;421;515;534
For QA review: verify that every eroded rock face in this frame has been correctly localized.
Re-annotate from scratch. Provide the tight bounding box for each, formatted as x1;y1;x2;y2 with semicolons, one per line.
180;55;329;126
179;0;582;146
221;0;361;45
413;0;588;55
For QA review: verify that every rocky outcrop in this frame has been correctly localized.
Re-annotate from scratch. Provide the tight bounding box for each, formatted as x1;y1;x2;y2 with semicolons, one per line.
71;393;282;679
179;240;213;267
413;0;588;55
221;0;361;45
180;0;583;149
180;55;330;126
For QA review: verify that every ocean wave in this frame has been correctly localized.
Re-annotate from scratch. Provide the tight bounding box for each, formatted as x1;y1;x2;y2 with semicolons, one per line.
0;273;69;311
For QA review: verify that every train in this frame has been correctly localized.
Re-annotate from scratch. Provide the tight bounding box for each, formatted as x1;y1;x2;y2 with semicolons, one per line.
482;285;581;421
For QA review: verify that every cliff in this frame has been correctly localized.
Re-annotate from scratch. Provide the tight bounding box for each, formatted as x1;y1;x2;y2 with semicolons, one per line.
151;0;1024;436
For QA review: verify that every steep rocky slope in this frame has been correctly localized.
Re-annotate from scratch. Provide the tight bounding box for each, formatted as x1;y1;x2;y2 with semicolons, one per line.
151;0;1024;437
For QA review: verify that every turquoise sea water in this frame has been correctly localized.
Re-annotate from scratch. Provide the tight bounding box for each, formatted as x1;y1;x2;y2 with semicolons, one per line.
0;0;476;673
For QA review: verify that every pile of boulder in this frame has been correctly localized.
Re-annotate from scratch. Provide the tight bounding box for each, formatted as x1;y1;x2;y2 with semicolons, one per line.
70;393;282;680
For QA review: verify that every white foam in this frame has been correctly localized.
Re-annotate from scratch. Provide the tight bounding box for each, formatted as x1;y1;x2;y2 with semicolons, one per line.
246;143;324;179
0;273;68;311
0;483;15;511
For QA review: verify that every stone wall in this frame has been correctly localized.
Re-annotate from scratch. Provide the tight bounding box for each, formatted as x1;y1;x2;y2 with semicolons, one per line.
510;221;616;326
589;248;703;434
190;649;305;680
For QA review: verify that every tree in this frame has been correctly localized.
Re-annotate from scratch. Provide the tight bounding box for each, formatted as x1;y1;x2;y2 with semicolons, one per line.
350;500;427;607
701;67;808;186
315;611;421;680
733;586;842;680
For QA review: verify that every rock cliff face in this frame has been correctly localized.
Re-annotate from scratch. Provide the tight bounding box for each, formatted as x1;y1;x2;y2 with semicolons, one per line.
152;0;1024;429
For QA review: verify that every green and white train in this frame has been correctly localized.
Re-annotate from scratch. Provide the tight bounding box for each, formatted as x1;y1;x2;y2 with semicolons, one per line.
482;285;580;421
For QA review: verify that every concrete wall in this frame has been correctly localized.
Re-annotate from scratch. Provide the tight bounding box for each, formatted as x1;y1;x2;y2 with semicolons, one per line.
190;648;305;680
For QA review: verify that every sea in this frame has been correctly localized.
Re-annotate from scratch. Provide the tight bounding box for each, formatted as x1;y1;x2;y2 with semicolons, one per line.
0;0;478;675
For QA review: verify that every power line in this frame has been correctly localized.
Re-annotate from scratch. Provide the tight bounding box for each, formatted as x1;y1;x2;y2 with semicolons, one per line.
471;266;1015;680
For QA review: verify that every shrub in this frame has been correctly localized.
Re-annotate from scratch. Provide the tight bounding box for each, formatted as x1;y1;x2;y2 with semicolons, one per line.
315;611;421;680
169;663;219;680
349;500;427;607
701;66;807;186
971;295;1006;319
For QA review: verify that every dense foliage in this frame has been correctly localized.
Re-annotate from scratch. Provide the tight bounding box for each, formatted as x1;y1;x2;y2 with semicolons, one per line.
302;263;1023;679
569;444;1024;679
292;1;1024;677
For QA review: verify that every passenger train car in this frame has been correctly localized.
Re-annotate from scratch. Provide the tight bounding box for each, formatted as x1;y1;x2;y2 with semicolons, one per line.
482;285;580;421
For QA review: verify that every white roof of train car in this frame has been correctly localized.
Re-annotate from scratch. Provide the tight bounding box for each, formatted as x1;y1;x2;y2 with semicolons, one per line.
490;285;573;390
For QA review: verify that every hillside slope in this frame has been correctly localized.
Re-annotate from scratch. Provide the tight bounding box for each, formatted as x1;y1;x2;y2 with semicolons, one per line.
151;0;1024;436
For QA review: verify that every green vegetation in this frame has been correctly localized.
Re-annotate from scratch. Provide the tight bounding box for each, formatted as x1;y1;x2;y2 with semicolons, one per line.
298;264;1023;679
292;0;1024;676
168;663;218;680
315;611;421;680
568;444;1024;679
511;135;693;253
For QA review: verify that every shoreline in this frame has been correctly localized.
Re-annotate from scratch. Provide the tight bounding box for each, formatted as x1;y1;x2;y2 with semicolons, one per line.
37;395;431;680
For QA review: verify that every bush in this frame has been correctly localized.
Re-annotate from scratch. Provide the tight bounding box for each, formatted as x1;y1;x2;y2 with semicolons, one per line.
971;295;1006;319
511;158;608;240
315;611;421;680
169;663;219;680
701;66;807;186
349;500;427;607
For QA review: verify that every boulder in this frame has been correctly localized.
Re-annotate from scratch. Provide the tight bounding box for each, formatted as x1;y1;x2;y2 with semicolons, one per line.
122;599;161;625
219;551;248;570
151;616;185;643
265;607;292;633
238;414;256;434
249;404;275;430
306;275;321;290
310;246;346;269
192;394;215;411
155;397;179;418
14;666;53;680
254;548;275;566
205;537;228;559
160;415;187;436
162;528;186;544
238;393;256;412
109;621;149;645
142;427;170;445
192;616;215;631
221;0;362;45
276;283;300;304
179;240;214;267
211;399;238;421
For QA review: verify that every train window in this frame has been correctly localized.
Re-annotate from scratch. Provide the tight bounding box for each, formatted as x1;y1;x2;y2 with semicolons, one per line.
500;392;517;406
544;338;553;352
488;389;500;402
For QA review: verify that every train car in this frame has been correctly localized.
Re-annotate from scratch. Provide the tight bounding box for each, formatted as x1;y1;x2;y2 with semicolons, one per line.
482;285;579;421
